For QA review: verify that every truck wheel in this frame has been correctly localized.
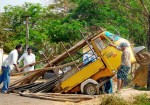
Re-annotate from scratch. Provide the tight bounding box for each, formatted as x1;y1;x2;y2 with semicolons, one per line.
136;52;150;65
83;83;99;95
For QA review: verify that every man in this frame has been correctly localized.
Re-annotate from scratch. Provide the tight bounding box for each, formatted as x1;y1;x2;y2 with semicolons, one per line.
18;47;35;72
0;45;22;93
110;42;131;92
104;79;113;94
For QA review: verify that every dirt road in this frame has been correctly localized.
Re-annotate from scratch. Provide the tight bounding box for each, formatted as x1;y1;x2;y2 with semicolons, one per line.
0;88;149;105
0;76;64;105
0;93;64;105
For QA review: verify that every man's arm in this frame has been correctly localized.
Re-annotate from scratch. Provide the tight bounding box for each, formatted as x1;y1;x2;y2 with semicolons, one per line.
12;52;20;72
14;64;20;72
109;43;121;50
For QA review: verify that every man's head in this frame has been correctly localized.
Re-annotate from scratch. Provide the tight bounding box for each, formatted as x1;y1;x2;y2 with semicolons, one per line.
119;42;128;51
27;47;32;55
15;44;22;53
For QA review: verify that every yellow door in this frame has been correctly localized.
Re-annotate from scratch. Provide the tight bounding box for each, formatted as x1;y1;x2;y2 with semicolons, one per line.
92;36;121;73
61;59;105;92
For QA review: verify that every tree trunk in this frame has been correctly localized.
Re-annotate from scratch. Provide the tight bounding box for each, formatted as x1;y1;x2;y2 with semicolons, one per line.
147;15;150;89
147;65;150;89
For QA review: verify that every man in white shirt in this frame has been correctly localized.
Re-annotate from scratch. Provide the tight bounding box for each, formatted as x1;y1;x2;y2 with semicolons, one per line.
0;45;22;93
18;47;35;72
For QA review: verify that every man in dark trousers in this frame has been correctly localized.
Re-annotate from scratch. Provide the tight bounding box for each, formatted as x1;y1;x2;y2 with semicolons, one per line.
0;45;22;93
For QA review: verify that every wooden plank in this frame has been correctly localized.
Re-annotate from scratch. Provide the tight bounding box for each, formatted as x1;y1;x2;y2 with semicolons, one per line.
11;60;79;76
19;92;81;102
44;31;103;67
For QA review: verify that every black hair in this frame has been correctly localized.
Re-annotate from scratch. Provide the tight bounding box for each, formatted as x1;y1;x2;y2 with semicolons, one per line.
15;44;22;49
27;47;32;51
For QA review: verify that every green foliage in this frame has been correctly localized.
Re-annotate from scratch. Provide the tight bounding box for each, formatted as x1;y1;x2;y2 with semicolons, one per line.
100;94;150;105
1;0;150;54
133;94;150;105
47;19;83;42
0;3;46;53
100;95;131;105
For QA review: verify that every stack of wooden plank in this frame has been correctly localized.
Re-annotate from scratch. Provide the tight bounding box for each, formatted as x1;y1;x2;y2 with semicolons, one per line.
19;92;97;102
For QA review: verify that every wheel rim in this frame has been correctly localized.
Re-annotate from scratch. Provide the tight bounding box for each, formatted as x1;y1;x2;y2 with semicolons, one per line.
86;85;96;95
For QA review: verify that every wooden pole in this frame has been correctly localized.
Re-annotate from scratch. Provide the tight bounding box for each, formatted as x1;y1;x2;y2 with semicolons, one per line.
11;60;79;76
19;92;96;102
19;58;51;72
26;16;29;50
61;42;80;71
19;92;81;102
44;31;103;67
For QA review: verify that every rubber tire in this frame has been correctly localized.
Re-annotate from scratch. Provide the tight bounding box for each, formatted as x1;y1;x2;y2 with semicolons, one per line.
83;83;99;95
136;52;150;65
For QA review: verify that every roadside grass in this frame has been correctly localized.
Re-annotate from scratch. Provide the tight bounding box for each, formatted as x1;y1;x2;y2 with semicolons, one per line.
100;95;131;105
134;86;149;91
100;94;150;105
133;94;150;105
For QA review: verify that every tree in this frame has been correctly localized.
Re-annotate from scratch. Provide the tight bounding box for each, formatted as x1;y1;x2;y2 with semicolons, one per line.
108;0;150;49
0;3;46;52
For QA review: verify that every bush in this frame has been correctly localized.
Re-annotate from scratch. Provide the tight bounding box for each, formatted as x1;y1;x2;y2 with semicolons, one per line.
133;94;150;105
100;95;131;105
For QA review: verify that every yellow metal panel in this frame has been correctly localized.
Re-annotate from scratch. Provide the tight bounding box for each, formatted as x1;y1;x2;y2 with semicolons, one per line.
61;59;104;92
92;68;113;80
91;37;121;72
101;46;121;72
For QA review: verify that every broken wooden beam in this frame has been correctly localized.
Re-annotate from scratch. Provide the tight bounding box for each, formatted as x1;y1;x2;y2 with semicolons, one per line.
19;92;96;102
44;31;104;67
11;60;79;76
19;92;81;102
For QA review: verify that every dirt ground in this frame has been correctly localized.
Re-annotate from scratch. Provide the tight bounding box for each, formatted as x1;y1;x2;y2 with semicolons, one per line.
0;76;150;105
0;88;149;105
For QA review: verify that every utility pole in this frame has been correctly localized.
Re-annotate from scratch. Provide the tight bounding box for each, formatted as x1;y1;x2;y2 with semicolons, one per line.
26;16;29;51
64;0;67;15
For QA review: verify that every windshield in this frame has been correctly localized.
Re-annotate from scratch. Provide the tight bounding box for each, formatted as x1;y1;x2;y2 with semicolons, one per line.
105;31;121;41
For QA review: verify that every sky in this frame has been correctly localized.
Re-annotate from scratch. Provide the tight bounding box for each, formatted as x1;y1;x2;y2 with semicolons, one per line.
0;0;53;12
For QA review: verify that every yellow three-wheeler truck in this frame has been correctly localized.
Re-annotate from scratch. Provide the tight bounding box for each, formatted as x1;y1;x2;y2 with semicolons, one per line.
53;31;149;95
